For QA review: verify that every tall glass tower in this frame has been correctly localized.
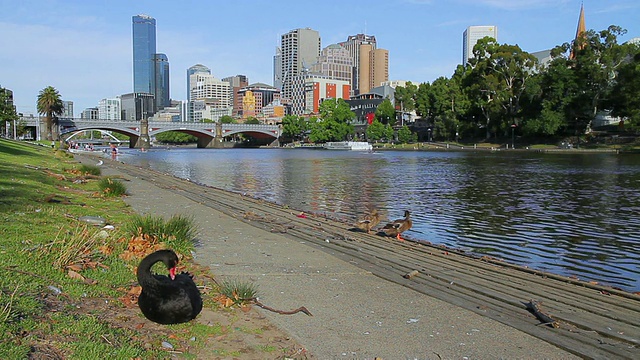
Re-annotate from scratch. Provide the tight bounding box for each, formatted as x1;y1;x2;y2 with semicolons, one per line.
132;14;156;94
154;53;170;110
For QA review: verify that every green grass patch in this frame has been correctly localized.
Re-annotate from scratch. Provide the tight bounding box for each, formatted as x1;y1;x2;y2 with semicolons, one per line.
98;177;127;197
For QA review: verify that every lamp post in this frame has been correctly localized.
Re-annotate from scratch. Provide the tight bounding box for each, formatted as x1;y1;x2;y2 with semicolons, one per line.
511;123;517;149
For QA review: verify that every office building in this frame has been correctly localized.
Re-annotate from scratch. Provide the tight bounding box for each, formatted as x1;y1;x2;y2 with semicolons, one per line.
339;34;377;95
61;101;74;119
222;74;249;117
98;97;121;120
462;25;498;65
81;107;98;120
311;44;353;85
188;72;231;122
238;83;280;119
120;92;155;121
154;53;170;110
290;72;350;115
132;14;156;94
186;64;211;121
274;28;321;102
358;48;388;94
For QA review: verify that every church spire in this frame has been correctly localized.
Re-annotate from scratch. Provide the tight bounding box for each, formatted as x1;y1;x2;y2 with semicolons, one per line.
570;2;586;59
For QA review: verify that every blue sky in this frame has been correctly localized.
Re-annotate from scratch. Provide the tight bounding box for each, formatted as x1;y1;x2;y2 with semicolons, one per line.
1;0;638;117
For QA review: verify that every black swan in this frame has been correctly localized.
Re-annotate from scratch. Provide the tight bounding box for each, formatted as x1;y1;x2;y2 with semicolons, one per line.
137;249;203;324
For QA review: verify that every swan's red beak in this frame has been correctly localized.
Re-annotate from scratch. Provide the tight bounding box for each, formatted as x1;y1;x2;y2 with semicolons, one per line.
169;267;176;280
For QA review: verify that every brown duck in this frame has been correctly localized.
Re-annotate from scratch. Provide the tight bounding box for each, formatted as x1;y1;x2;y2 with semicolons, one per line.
355;209;381;234
380;210;412;241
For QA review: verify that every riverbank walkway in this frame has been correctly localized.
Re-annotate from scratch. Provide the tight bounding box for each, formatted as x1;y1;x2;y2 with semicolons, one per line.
78;154;639;359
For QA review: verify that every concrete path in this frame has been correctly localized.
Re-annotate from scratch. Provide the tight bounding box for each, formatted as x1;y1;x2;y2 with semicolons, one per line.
92;157;579;359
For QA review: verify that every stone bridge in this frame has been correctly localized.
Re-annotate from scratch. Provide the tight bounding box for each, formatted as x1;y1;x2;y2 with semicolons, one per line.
20;116;281;148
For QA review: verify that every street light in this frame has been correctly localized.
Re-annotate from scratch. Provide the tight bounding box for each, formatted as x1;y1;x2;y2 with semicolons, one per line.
511;123;517;149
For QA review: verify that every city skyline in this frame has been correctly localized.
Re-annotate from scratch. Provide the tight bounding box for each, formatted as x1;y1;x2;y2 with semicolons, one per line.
1;0;639;116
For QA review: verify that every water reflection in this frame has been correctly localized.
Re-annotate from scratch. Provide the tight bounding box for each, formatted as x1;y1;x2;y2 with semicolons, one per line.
119;148;640;292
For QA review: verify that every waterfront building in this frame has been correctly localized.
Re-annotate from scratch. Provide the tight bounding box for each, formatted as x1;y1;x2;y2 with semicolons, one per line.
311;44;353;85
274;28;321;103
339;34;377;95
98;97;121;120
237;83;280;119
120;92;155;121
81;107;98;120
290;71;350;115
222;74;249;117
186;64;211;121
462;25;498;65
132;15;156;94
150;101;182;122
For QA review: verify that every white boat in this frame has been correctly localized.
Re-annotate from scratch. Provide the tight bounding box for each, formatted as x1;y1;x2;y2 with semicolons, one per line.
323;141;373;151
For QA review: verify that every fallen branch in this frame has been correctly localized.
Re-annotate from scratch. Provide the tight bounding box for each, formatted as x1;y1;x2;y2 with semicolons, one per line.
252;298;313;316
524;299;559;328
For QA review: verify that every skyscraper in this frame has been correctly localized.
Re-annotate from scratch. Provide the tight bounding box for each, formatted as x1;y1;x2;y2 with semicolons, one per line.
339;34;377;95
154;53;170;110
274;28;321;102
132;15;156;94
462;25;498;65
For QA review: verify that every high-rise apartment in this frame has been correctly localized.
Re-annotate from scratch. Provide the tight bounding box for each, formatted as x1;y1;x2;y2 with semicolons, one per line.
61;101;74;119
222;75;249;117
186;64;211;121
132;15;156;94
358;48;388;94
274;28;321;102
339;34;377;95
462;25;498;65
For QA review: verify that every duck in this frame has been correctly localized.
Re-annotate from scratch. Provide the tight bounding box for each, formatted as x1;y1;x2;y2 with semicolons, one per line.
380;210;412;241
136;249;203;325
355;209;382;234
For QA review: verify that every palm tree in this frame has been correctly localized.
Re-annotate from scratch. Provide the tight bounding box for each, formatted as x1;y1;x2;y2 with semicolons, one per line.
37;86;64;140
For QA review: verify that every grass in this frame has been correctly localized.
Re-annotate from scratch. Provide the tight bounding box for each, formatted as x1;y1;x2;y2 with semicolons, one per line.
0;139;199;359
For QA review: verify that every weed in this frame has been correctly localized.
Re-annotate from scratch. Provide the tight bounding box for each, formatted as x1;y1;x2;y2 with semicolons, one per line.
78;164;101;176
219;279;258;305
98;177;127;197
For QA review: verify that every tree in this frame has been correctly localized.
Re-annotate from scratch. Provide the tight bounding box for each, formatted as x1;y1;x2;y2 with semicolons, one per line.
155;131;197;144
397;125;416;144
608;50;640;130
394;81;417;113
0;86;19;137
219;115;236;124
309;98;355;142
281;115;308;141
374;98;396;125
245;117;260;124
37;86;64;140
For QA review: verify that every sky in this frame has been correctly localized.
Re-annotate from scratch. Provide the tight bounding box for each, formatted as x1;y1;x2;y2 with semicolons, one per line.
1;0;639;117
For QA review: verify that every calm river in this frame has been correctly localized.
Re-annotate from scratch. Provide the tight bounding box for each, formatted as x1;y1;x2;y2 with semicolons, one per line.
117;148;640;292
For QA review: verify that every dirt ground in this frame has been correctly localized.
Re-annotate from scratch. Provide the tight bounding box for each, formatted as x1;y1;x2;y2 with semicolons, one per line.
28;285;313;360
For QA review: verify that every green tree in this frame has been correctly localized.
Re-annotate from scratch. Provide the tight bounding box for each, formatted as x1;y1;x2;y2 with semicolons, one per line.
374;98;396;125
309;98;355;142
608;50;640;130
366;119;385;142
397;125;416;144
281;115;308;141
219;115;236;124
37;86;64;140
155;131;197;144
245;117;260;124
0;86;19;137
394;81;417;113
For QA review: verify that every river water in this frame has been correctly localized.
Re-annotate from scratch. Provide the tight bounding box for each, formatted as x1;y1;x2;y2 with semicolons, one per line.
117;148;640;292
